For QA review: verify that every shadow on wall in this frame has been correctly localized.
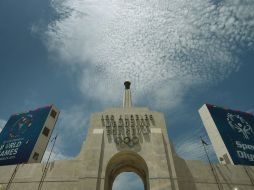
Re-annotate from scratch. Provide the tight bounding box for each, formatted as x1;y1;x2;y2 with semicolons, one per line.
173;156;198;190
163;134;198;190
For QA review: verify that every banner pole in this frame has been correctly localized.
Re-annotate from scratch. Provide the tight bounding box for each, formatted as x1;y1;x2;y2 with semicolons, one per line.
200;136;222;190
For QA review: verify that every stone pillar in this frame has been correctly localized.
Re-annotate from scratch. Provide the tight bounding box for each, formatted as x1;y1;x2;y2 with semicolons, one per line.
123;81;132;108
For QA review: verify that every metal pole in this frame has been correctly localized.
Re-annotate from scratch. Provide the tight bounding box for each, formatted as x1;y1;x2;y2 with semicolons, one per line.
38;135;58;190
200;137;222;190
6;164;20;190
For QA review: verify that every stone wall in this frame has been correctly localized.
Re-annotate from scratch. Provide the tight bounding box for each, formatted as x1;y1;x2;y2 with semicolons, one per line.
0;107;253;190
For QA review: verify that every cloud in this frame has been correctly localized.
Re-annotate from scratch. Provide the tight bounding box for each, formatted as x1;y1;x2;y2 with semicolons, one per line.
78;66;123;106
175;127;217;163
0;119;6;133
40;0;254;109
42;148;70;162
41;105;90;160
56;105;89;155
112;172;144;190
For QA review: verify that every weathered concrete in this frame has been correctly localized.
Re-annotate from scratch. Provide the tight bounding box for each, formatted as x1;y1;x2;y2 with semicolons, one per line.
0;107;254;190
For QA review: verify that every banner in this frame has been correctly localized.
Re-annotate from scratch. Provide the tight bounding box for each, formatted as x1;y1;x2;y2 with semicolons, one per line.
207;104;254;165
0;106;52;165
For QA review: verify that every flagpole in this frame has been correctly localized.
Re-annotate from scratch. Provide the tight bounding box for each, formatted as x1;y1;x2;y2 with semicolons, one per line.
38;135;58;190
6;136;30;189
6;163;20;190
200;136;222;190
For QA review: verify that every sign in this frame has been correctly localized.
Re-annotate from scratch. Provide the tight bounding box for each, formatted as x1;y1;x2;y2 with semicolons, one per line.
0;106;52;165
207;104;254;165
101;114;154;148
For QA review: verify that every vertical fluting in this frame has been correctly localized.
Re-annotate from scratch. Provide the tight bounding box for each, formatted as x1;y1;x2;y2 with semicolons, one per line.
123;81;132;108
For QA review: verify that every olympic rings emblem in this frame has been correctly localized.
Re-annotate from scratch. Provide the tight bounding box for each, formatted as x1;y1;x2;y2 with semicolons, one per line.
114;136;139;147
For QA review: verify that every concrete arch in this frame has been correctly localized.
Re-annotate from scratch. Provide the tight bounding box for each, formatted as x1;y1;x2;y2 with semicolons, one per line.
104;151;150;190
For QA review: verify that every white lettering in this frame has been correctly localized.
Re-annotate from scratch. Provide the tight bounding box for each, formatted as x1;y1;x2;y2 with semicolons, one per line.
237;150;244;158
235;141;254;151
0;148;18;157
5;141;22;149
237;150;254;161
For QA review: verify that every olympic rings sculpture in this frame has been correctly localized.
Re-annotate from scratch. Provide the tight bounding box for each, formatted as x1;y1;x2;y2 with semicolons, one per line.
114;136;139;147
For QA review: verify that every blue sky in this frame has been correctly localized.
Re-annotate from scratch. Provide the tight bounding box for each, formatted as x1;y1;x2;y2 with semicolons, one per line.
0;0;254;189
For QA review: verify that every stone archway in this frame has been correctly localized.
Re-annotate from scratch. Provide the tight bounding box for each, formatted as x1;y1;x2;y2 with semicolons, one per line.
104;151;149;190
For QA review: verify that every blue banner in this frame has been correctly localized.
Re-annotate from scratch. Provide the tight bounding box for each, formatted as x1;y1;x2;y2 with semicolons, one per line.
207;104;254;165
0;106;52;165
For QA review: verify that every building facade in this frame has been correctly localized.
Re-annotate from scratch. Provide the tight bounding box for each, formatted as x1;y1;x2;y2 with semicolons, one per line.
0;83;254;190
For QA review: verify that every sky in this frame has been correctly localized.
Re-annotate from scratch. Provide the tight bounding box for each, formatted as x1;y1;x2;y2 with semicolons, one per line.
0;0;254;189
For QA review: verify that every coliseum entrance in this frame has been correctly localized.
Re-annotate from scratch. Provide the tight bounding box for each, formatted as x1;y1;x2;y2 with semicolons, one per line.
104;151;149;190
76;81;179;190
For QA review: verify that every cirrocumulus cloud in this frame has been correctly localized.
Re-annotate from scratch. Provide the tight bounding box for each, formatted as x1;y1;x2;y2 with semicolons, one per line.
44;0;254;108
